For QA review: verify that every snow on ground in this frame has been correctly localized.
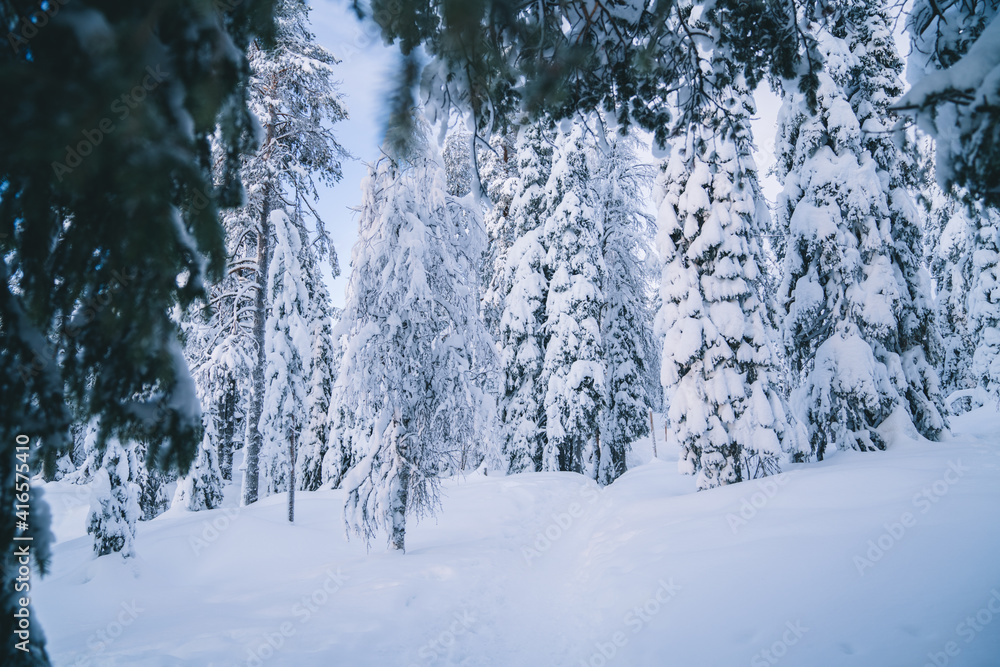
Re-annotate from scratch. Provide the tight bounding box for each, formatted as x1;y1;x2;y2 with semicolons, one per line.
33;410;1000;666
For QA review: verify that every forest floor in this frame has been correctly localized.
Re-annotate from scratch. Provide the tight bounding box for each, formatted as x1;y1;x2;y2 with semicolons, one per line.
33;409;1000;666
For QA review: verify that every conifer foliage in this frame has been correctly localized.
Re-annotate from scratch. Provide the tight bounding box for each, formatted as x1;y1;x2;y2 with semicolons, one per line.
338;121;489;551
776;0;946;460
489;124;555;474
656;86;796;490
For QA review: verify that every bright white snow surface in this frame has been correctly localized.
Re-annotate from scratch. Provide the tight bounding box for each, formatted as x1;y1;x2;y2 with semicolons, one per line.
35;410;1000;666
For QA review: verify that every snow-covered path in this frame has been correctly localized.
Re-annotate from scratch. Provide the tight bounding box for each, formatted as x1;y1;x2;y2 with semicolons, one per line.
33;409;1000;666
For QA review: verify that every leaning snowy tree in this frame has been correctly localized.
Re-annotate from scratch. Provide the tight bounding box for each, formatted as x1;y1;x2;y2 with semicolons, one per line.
339;118;490;552
237;0;347;506
777;0;946;460
1;0;276;663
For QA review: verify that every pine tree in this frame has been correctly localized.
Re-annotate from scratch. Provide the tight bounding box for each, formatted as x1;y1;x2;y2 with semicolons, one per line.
539;123;605;477
592;131;659;485
340;120;488;551
776;0;945;460
490;124;554;474
238;0;347;505
87;438;141;558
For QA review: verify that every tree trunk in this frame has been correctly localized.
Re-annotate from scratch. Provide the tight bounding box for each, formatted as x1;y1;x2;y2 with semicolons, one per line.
649;408;658;459
219;376;236;481
242;94;278;506
288;430;296;523
390;427;409;552
241;188;271;506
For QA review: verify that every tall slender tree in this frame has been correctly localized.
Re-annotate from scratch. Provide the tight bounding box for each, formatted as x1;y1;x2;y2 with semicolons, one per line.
340;120;488;551
539;123;606;477
592;131;659;485
231;0;347;505
489;124;554;473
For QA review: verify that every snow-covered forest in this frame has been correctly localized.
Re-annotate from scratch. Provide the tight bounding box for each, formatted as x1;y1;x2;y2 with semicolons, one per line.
3;0;1000;665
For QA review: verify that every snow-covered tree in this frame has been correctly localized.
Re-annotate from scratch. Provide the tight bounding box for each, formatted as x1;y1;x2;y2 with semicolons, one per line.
87;438;141;558
593;131;659;485
479;131;519;336
777;1;946;460
489;124;554;474
539;123;606;477
902;0;1000;206
298;301;339;492
925;186;977;407
970;204;1000;405
340;121;490;551
173;424;226;512
237;0;347;505
258;210;313;496
135;441;173;520
657;82;798;489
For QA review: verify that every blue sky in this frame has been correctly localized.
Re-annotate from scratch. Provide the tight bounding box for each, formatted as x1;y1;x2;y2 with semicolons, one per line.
307;0;397;308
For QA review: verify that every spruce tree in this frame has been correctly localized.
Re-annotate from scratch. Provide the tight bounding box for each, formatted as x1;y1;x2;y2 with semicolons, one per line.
777;0;945;460
258;210;312;496
298;295;338;492
87;438;141;558
592;131;659;485
657;82;798;489
340;120;489;551
925;186;977;408
539;123;605;477
969;204;1000;404
173;424;225;512
490;124;554;474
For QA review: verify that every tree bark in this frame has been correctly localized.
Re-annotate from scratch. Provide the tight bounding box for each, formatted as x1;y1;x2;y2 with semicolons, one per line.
241;92;277;506
241;187;271;506
288;430;296;523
